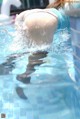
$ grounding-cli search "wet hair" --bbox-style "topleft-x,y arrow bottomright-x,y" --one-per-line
46,0 -> 71,9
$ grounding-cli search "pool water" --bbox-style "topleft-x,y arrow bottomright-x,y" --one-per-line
0,24 -> 80,119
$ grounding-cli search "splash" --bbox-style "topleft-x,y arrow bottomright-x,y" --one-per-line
50,28 -> 72,54
10,26 -> 72,56
10,25 -> 51,53
0,22 -> 72,57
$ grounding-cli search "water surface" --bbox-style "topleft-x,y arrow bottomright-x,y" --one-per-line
0,24 -> 80,119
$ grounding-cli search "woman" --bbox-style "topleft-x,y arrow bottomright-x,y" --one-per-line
15,0 -> 70,46
15,0 -> 80,99
15,0 -> 80,46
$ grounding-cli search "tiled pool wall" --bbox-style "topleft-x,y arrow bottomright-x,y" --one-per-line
70,17 -> 80,83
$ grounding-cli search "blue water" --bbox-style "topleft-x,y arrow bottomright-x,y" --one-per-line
0,24 -> 80,119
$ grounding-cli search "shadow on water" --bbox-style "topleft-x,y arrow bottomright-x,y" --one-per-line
0,50 -> 48,99
0,56 -> 15,75
16,51 -> 48,99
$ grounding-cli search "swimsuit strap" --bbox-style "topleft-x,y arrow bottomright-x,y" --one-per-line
50,8 -> 70,30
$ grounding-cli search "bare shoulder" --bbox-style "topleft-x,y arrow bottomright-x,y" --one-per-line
23,9 -> 58,30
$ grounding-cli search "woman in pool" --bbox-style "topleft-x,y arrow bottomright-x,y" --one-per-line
15,0 -> 80,46
15,0 -> 80,99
